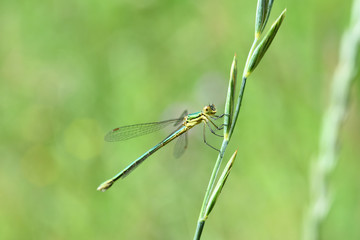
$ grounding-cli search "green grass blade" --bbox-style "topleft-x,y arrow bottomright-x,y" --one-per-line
255,0 -> 274,38
246,9 -> 286,77
204,150 -> 237,217
224,55 -> 237,140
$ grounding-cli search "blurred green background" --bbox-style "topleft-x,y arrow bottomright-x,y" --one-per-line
0,0 -> 359,239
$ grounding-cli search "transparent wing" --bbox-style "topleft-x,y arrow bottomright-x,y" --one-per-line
173,110 -> 188,158
105,110 -> 188,142
173,131 -> 188,158
104,119 -> 181,142
173,110 -> 188,126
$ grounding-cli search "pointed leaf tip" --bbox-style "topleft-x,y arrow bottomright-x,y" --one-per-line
224,55 -> 238,139
204,150 -> 237,217
247,9 -> 286,75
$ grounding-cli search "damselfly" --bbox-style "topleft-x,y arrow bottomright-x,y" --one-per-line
97,104 -> 224,191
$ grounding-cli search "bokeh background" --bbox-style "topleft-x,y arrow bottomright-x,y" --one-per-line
0,0 -> 359,239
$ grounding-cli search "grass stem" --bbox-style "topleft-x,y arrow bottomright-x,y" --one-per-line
303,0 -> 360,239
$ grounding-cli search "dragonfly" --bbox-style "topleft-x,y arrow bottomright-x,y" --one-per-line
97,104 -> 224,192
